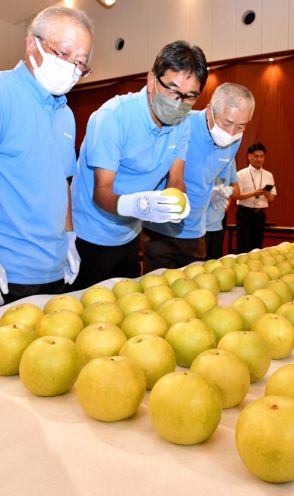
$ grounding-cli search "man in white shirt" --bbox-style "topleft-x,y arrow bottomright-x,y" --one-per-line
236,142 -> 276,253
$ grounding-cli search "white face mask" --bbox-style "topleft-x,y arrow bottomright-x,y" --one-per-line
29,37 -> 81,95
209,108 -> 243,147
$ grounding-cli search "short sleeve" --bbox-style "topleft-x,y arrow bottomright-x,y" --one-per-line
85,107 -> 122,172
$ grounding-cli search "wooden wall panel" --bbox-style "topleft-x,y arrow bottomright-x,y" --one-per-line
67,77 -> 147,152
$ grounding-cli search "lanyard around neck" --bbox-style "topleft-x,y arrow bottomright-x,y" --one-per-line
249,168 -> 262,190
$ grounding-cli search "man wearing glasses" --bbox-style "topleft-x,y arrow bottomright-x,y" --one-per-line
71,41 -> 208,289
0,6 -> 93,305
142,83 -> 255,271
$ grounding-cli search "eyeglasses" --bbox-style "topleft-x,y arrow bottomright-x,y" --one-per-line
35,35 -> 91,77
157,77 -> 200,102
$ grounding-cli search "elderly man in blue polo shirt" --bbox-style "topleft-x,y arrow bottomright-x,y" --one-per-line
71,41 -> 208,290
0,6 -> 93,305
141,83 -> 255,272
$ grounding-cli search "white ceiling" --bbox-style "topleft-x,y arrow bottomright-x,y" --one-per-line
0,0 -> 58,24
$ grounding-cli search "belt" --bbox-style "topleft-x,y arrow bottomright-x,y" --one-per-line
238,205 -> 266,213
253,208 -> 266,213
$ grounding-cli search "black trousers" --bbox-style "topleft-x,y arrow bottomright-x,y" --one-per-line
2,279 -> 66,305
236,205 -> 266,253
205,230 -> 224,260
71,236 -> 142,291
141,228 -> 206,274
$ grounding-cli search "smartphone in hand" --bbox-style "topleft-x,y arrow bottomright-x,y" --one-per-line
263,184 -> 274,192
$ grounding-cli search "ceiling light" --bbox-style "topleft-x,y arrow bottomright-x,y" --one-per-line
97,0 -> 116,7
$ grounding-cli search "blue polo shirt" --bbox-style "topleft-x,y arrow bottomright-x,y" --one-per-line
206,160 -> 238,232
71,86 -> 190,246
144,109 -> 241,238
0,61 -> 77,284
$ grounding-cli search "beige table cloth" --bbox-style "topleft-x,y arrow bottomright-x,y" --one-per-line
0,274 -> 293,496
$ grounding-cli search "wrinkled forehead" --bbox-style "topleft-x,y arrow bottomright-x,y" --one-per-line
44,17 -> 92,49
219,104 -> 252,123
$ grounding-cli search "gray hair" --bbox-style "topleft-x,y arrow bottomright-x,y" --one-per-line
210,82 -> 255,117
27,6 -> 94,38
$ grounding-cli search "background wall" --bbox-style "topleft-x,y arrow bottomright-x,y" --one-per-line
79,0 -> 294,82
0,18 -> 26,68
56,0 -> 294,81
1,0 -> 294,77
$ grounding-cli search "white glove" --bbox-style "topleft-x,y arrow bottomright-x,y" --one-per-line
223,186 -> 233,197
117,191 -> 184,223
64,232 -> 81,285
0,264 -> 8,306
211,185 -> 233,210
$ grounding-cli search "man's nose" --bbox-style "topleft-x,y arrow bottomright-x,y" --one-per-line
228,126 -> 240,136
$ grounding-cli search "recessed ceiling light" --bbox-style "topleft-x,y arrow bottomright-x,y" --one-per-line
97,0 -> 116,7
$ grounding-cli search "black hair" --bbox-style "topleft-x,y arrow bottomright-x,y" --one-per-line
248,142 -> 267,154
152,40 -> 208,91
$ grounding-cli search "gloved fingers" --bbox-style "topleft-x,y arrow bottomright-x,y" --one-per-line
64,272 -> 77,285
212,200 -> 228,211
67,272 -> 79,285
215,185 -> 233,198
64,263 -> 79,285
214,185 -> 232,199
64,266 -> 72,285
155,212 -> 183,223
136,194 -> 182,211
157,195 -> 183,205
0,292 -> 4,306
64,261 -> 71,284
155,203 -> 182,214
0,281 -> 8,294
169,218 -> 183,224
67,250 -> 81,274
212,185 -> 224,192
223,186 -> 233,197
133,195 -> 182,217
211,187 -> 228,209
0,265 -> 8,294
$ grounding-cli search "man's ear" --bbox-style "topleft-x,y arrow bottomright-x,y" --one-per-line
26,34 -> 36,56
147,71 -> 156,94
206,103 -> 212,116
206,104 -> 213,129
25,35 -> 42,73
